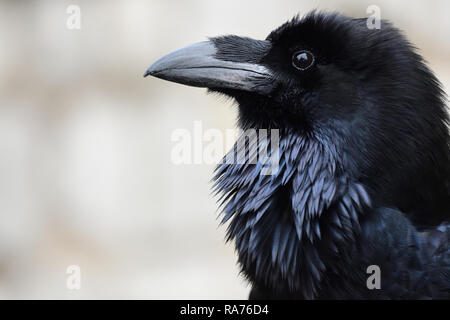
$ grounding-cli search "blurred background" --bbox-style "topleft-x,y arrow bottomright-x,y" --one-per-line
0,0 -> 449,299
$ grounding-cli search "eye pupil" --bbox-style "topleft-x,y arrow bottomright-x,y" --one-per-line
292,50 -> 314,70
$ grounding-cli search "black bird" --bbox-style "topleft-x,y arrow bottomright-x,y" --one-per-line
145,12 -> 450,299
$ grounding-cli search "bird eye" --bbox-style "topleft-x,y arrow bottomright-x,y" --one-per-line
292,50 -> 315,71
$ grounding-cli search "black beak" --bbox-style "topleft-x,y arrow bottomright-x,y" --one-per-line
144,39 -> 275,95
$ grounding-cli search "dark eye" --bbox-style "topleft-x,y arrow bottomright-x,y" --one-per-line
292,50 -> 315,70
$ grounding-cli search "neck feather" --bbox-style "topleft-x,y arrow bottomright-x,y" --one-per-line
213,129 -> 372,298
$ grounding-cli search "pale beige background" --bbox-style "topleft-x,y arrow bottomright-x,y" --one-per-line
0,0 -> 449,299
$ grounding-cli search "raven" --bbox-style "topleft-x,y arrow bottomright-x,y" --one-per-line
145,12 -> 450,299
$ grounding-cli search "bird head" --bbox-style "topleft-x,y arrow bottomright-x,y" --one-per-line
145,12 -> 446,133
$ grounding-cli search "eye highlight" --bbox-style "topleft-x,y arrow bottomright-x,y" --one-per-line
292,50 -> 315,71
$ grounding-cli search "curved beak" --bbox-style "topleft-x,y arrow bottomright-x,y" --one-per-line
144,39 -> 275,95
